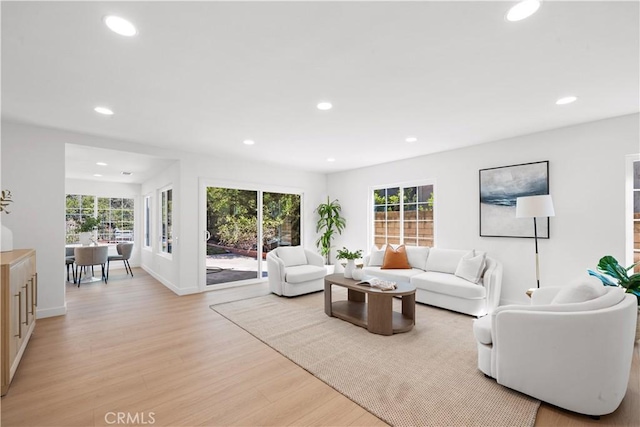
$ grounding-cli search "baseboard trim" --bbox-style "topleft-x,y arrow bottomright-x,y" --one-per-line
36,303 -> 67,319
141,265 -> 198,296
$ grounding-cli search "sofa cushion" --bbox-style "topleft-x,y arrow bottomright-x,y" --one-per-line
284,264 -> 326,284
381,245 -> 411,269
405,245 -> 429,270
369,245 -> 386,266
454,250 -> 486,284
473,315 -> 492,345
277,246 -> 307,267
551,278 -> 608,304
362,266 -> 423,282
412,271 -> 487,299
425,248 -> 469,274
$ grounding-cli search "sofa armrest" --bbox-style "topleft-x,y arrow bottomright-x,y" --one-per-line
482,258 -> 503,313
304,249 -> 324,267
266,251 -> 286,295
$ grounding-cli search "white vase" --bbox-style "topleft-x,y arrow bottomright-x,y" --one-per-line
344,259 -> 356,279
1,223 -> 13,252
352,267 -> 364,281
79,232 -> 93,246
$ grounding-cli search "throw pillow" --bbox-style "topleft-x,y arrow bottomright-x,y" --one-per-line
405,245 -> 430,270
454,250 -> 486,284
368,245 -> 386,266
277,246 -> 308,267
381,245 -> 411,269
551,278 -> 607,304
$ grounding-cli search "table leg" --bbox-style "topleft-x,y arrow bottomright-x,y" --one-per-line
367,294 -> 393,335
324,281 -> 333,316
402,293 -> 416,326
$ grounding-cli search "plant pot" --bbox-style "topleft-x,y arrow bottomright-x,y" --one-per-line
79,231 -> 93,246
352,267 -> 364,281
344,259 -> 356,279
1,224 -> 13,252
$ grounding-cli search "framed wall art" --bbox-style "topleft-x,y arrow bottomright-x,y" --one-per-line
479,161 -> 549,238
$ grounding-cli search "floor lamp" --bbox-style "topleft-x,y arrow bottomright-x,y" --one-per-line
516,195 -> 555,288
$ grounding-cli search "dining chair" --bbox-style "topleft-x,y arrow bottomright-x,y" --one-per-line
107,243 -> 134,280
74,246 -> 108,286
65,246 -> 76,283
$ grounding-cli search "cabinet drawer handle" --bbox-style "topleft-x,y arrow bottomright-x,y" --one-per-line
29,278 -> 35,315
22,284 -> 29,326
34,272 -> 38,307
14,292 -> 22,339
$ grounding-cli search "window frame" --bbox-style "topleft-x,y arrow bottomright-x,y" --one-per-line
143,194 -> 152,250
369,180 -> 436,249
159,186 -> 173,257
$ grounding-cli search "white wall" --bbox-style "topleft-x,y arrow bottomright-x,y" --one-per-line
66,178 -> 143,269
1,122 -> 67,318
327,114 -> 640,305
140,162 -> 181,293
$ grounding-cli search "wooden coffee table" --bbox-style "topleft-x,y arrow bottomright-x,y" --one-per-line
324,273 -> 416,336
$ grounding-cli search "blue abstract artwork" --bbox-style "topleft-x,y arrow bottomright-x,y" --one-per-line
479,161 -> 549,238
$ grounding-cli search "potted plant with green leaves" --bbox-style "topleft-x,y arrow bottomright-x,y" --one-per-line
1,190 -> 13,252
588,255 -> 640,341
78,216 -> 100,246
315,197 -> 346,273
336,247 -> 362,279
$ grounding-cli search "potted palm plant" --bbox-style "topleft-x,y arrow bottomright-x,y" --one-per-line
336,247 -> 363,279
588,255 -> 640,341
315,197 -> 346,273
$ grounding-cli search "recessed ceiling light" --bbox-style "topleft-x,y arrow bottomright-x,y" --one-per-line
505,0 -> 541,22
104,15 -> 137,37
243,139 -> 255,145
406,137 -> 418,143
94,106 -> 114,115
93,174 -> 103,177
96,162 -> 108,166
327,158 -> 336,162
317,102 -> 333,111
556,96 -> 578,105
121,171 -> 133,176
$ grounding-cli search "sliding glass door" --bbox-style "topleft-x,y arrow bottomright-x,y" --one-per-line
204,186 -> 301,286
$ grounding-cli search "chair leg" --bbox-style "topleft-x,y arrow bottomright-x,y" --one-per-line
107,260 -> 110,281
72,264 -> 77,284
76,265 -> 82,287
102,264 -> 108,284
125,259 -> 133,277
67,264 -> 70,282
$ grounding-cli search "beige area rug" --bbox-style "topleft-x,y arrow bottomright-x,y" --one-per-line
210,292 -> 540,427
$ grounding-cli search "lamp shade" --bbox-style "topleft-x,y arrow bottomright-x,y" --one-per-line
515,195 -> 555,218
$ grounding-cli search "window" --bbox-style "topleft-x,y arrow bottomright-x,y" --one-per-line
634,161 -> 640,272
143,195 -> 151,248
65,194 -> 134,244
160,188 -> 172,254
373,184 -> 434,247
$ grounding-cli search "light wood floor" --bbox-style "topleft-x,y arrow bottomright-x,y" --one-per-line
1,269 -> 638,426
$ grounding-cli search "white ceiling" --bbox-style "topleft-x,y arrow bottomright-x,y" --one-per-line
2,1 -> 639,176
65,144 -> 176,184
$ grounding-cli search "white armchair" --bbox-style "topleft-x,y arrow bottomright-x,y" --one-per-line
473,280 -> 637,417
266,246 -> 326,297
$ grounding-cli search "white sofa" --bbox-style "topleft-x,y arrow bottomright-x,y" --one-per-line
363,247 -> 503,316
473,282 -> 637,417
266,246 -> 326,297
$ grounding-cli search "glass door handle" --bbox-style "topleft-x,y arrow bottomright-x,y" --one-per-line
205,230 -> 211,241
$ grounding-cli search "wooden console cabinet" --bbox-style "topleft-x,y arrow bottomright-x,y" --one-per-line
1,249 -> 37,396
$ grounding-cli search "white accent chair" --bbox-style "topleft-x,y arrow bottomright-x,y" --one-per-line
266,246 -> 326,297
473,281 -> 637,417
